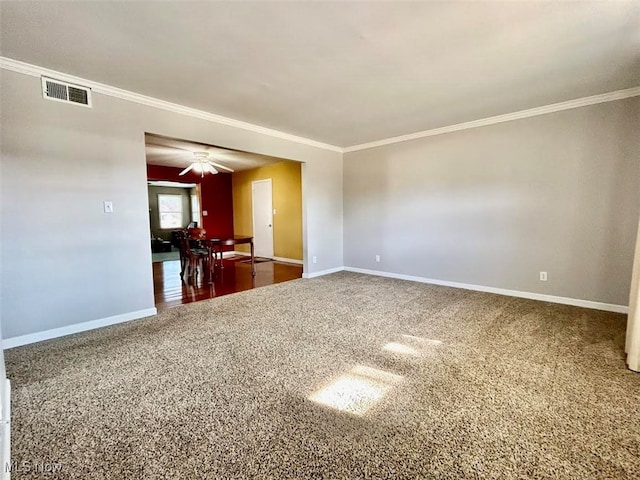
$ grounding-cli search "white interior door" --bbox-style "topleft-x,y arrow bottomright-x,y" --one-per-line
252,179 -> 274,258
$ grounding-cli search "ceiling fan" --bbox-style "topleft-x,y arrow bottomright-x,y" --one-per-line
179,151 -> 235,177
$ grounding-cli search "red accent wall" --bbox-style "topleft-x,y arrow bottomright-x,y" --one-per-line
147,164 -> 234,237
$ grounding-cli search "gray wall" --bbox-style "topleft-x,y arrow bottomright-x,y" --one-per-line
147,186 -> 192,240
344,97 -> 640,306
0,69 -> 343,339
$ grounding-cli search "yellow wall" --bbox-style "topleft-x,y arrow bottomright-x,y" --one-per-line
232,161 -> 302,260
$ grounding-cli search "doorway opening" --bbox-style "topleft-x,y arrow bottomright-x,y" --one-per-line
145,133 -> 304,310
149,180 -> 200,263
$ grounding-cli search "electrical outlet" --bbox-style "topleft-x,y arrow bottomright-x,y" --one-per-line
375,255 -> 381,262
103,201 -> 113,213
312,256 -> 317,264
540,271 -> 548,281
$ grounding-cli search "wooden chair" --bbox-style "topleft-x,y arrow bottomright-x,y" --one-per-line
187,227 -> 206,241
188,227 -> 220,278
175,230 -> 209,280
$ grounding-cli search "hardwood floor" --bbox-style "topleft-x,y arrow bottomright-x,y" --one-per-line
153,257 -> 303,310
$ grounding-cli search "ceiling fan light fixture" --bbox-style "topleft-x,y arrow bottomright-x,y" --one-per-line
178,151 -> 234,177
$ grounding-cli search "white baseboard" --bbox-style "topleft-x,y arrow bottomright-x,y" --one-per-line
344,266 -> 628,314
229,251 -> 303,265
2,307 -> 158,350
303,267 -> 345,279
272,256 -> 303,265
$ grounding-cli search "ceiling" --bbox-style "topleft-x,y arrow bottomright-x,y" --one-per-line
2,1 -> 639,147
145,134 -> 287,172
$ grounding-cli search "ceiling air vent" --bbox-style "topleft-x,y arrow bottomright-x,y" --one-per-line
41,77 -> 92,107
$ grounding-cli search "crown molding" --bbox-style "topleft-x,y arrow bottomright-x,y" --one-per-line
344,86 -> 640,152
3,56 -> 639,154
0,56 -> 344,153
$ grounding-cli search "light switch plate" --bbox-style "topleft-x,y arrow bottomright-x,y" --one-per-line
103,201 -> 114,213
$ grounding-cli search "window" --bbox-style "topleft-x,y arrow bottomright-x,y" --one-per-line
191,194 -> 200,225
158,194 -> 182,229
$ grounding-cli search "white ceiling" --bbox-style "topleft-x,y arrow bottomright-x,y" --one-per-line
2,1 -> 639,147
145,134 -> 287,171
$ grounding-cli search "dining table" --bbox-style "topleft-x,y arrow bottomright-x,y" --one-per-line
206,236 -> 256,281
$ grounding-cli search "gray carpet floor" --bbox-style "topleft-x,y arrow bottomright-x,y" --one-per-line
6,272 -> 640,479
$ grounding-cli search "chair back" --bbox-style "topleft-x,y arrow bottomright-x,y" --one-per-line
174,230 -> 193,259
187,228 -> 206,240
177,229 -> 208,261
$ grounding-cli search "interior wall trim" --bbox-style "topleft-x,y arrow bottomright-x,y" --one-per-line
2,307 -> 158,350
343,86 -> 640,152
302,267 -> 345,279
0,56 -> 343,153
3,57 -> 638,155
344,267 -> 629,314
272,256 -> 304,265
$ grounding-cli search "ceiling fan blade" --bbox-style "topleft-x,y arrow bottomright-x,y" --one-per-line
179,164 -> 195,176
208,161 -> 234,172
203,163 -> 218,174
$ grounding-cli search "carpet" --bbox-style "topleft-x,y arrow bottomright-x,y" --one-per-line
6,272 -> 640,479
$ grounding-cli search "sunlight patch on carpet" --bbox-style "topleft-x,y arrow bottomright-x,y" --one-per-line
308,366 -> 403,416
383,342 -> 420,356
402,335 -> 443,346
383,335 -> 443,357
